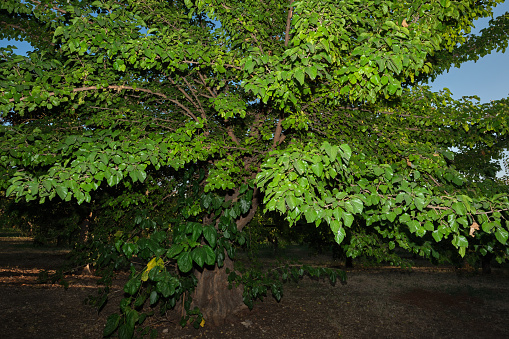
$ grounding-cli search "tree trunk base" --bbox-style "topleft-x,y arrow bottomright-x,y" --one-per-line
192,258 -> 246,326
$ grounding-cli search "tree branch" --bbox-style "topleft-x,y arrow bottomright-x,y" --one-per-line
28,0 -> 68,15
227,128 -> 240,146
272,117 -> 284,148
181,76 -> 208,123
284,0 -> 295,48
236,188 -> 260,231
9,85 -> 199,122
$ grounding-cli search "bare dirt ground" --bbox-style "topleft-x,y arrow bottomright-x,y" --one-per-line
1,236 -> 508,339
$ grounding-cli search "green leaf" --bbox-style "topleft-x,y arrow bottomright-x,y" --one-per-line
239,184 -> 248,194
384,167 -> 393,181
452,176 -> 463,186
349,198 -> 363,214
286,194 -> 297,210
482,222 -> 495,233
239,199 -> 252,214
495,228 -> 508,244
244,58 -> 255,72
118,323 -> 134,339
373,166 -> 384,176
191,247 -> 206,268
414,197 -> 426,211
203,226 -> 217,248
304,208 -> 318,223
443,151 -> 454,160
340,85 -> 350,95
387,83 -> 398,95
370,74 -> 380,85
305,65 -> 318,80
332,207 -> 343,221
276,198 -> 287,214
448,214 -> 458,232
413,170 -> 421,180
136,170 -> 147,183
295,68 -> 305,85
330,218 -> 341,234
387,212 -> 397,222
326,145 -> 338,162
294,160 -> 306,174
42,180 -> 52,192
167,244 -> 184,258
342,212 -> 354,227
432,230 -> 443,242
390,55 -> 402,73
330,220 -> 346,244
190,222 -> 203,242
424,221 -> 434,231
56,185 -> 68,200
5,185 -> 17,197
339,144 -> 352,162
103,314 -> 121,337
107,172 -> 119,186
407,220 -> 420,233
459,246 -> 466,258
156,279 -> 176,298
455,235 -> 469,248
311,162 -> 324,177
177,251 -> 193,273
54,26 -> 64,37
203,245 -> 216,265
124,277 -> 142,295
149,291 -> 159,305
122,243 -> 138,257
399,214 -> 411,223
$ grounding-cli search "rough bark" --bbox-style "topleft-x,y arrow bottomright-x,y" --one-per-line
192,256 -> 246,326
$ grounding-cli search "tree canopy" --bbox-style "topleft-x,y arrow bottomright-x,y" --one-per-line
1,0 -> 509,336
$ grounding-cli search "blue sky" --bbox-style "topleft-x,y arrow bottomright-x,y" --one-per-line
428,2 -> 509,103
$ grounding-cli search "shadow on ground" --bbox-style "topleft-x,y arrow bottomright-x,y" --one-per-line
1,237 -> 508,338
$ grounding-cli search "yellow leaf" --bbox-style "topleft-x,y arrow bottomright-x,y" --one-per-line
146,257 -> 157,271
141,271 -> 149,281
142,257 -> 165,281
200,318 -> 205,327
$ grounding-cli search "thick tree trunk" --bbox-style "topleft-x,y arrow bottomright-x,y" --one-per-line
192,187 -> 260,326
192,256 -> 245,326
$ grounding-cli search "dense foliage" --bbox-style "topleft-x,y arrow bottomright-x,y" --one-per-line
1,0 -> 509,336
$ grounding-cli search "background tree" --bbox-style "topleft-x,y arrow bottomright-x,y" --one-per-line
1,0 -> 509,335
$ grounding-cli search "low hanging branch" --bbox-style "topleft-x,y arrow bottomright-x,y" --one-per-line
8,84 -> 200,122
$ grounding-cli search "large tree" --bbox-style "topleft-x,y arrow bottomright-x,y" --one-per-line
1,0 -> 509,335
